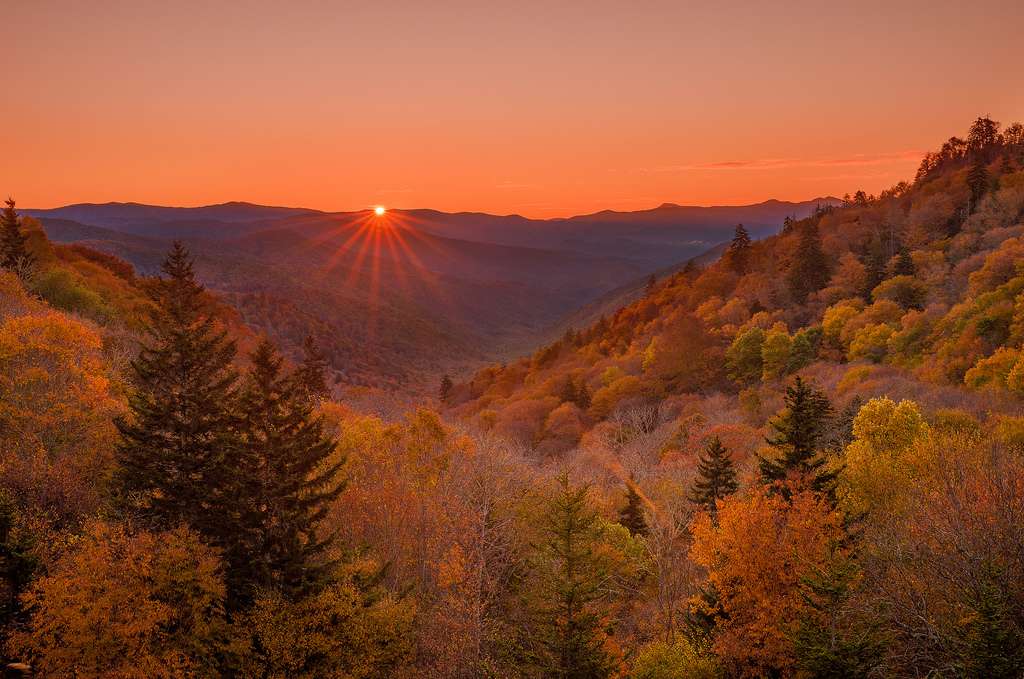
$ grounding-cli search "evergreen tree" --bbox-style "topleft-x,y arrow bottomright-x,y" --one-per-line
728,223 -> 752,275
294,334 -> 330,402
0,198 -> 33,278
782,215 -> 796,234
892,248 -> 916,277
559,376 -> 579,406
998,154 -> 1015,179
960,564 -> 1024,678
617,481 -> 648,537
967,158 -> 990,212
439,374 -> 453,403
688,436 -> 738,517
860,247 -> 886,301
575,381 -> 592,410
0,493 -> 36,636
116,242 -> 243,542
793,555 -> 885,677
645,274 -> 657,295
787,221 -> 830,303
233,340 -> 345,604
531,474 -> 617,679
758,377 -> 836,499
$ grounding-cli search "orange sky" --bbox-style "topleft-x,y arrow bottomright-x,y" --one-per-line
7,1 -> 1023,218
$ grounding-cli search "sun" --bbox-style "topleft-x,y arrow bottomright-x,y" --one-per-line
374,206 -> 386,216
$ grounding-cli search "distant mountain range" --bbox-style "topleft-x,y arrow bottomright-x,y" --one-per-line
25,197 -> 837,389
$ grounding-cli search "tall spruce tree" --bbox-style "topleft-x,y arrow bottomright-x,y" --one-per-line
892,248 -> 916,277
575,380 -> 592,410
233,340 -> 345,604
532,474 -> 616,679
967,158 -> 990,212
728,223 -> 752,275
787,221 -> 830,303
861,246 -> 887,301
618,481 -> 648,537
688,436 -> 738,516
793,555 -> 884,677
116,242 -> 243,541
559,376 -> 579,405
758,377 -> 836,499
439,374 -> 453,403
295,334 -> 330,402
0,198 -> 33,277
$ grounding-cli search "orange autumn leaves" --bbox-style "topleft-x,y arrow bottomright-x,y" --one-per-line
690,489 -> 847,677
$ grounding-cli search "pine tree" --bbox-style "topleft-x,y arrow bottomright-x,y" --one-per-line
618,481 -> 648,537
439,374 -> 453,403
998,154 -> 1015,178
787,221 -> 830,303
967,158 -> 990,212
559,376 -> 579,405
793,555 -> 884,677
532,474 -> 617,679
728,223 -> 752,275
0,198 -> 34,278
233,340 -> 345,604
0,493 -> 36,634
960,564 -> 1024,677
892,248 -> 916,277
116,241 -> 242,541
758,377 -> 836,499
646,274 -> 657,295
860,246 -> 886,301
575,381 -> 592,410
688,436 -> 738,516
294,334 -> 330,402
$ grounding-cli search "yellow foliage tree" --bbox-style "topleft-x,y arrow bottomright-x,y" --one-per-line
9,522 -> 227,678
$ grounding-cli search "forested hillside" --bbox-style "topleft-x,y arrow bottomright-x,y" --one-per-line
1,116 -> 1023,678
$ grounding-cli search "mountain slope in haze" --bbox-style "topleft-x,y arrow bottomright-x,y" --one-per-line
24,201 -> 318,238
27,198 -> 823,389
398,198 -> 836,268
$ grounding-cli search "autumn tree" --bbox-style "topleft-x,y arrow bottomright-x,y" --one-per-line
8,522 -> 228,677
0,199 -> 33,279
232,339 -> 345,605
688,436 -> 738,517
787,221 -> 830,303
618,480 -> 648,537
726,327 -> 765,385
234,559 -> 416,678
728,223 -> 752,275
116,242 -> 243,543
690,490 -> 847,677
759,377 -> 836,499
529,474 -> 618,678
295,334 -> 330,402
